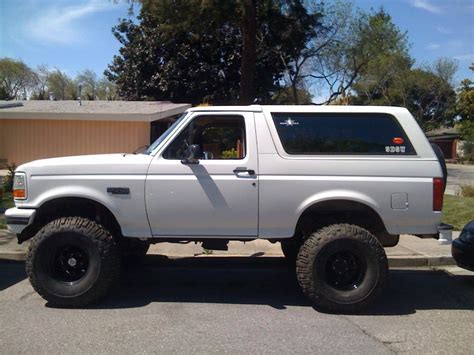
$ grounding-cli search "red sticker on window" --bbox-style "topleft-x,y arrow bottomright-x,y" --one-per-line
392,137 -> 404,145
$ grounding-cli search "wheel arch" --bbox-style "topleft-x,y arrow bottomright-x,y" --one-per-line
294,194 -> 392,244
18,197 -> 123,243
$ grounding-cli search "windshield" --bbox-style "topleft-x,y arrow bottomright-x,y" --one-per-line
143,113 -> 188,155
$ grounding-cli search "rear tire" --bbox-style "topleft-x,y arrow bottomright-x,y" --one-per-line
26,217 -> 120,308
296,224 -> 388,313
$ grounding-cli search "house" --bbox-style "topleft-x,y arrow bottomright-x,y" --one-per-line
425,127 -> 462,161
0,100 -> 190,166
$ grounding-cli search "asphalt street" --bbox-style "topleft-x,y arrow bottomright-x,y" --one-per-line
1,256 -> 473,354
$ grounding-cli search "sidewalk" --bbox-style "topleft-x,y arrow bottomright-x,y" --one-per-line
0,229 -> 460,267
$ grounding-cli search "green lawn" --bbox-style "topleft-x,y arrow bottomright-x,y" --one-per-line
443,194 -> 474,231
0,192 -> 14,229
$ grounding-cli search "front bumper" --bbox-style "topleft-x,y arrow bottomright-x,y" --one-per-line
5,208 -> 36,234
452,239 -> 474,271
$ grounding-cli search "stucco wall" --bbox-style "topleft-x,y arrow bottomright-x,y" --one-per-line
0,118 -> 150,166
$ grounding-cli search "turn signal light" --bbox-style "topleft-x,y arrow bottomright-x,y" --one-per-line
433,177 -> 444,211
13,189 -> 26,199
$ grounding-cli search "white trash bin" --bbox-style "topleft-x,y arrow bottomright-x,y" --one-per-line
438,223 -> 453,245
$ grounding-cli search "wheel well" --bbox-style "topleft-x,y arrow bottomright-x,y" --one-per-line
294,200 -> 390,242
18,197 -> 122,243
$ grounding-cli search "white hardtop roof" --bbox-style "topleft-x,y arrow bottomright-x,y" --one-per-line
188,105 -> 409,115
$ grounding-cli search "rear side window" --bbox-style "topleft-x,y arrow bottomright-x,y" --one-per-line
272,113 -> 415,155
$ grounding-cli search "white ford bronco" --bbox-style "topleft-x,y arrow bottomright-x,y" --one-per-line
6,105 -> 448,312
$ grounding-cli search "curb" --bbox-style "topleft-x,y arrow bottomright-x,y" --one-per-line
0,252 -> 27,262
388,255 -> 456,268
0,251 -> 456,267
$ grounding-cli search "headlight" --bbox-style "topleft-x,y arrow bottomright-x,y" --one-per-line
13,172 -> 27,200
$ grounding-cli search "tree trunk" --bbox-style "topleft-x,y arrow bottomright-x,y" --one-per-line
238,0 -> 256,105
291,81 -> 299,104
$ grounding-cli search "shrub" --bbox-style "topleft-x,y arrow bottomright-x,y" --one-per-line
2,163 -> 16,192
457,120 -> 474,162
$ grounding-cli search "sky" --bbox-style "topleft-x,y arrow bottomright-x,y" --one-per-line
0,0 -> 131,77
0,0 -> 473,88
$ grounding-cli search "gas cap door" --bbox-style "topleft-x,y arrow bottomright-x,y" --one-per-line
391,193 -> 408,210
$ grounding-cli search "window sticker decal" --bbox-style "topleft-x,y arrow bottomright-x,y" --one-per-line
279,118 -> 300,127
385,146 -> 406,153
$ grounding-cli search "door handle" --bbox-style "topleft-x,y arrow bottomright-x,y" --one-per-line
233,167 -> 255,175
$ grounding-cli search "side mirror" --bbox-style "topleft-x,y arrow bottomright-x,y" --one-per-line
181,144 -> 202,164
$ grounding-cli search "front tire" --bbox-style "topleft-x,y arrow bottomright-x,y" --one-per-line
296,224 -> 388,313
26,217 -> 120,308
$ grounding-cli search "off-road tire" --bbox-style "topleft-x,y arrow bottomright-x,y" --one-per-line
296,224 -> 388,313
26,217 -> 121,308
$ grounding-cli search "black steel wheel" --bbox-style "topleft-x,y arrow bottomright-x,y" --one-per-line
26,217 -> 120,308
324,250 -> 367,291
296,224 -> 388,313
51,245 -> 89,283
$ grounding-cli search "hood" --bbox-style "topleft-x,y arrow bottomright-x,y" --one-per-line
16,153 -> 154,176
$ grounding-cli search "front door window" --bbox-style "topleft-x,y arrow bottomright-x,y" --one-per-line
163,115 -> 246,160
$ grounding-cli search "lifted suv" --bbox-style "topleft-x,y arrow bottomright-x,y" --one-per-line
6,105 -> 447,312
